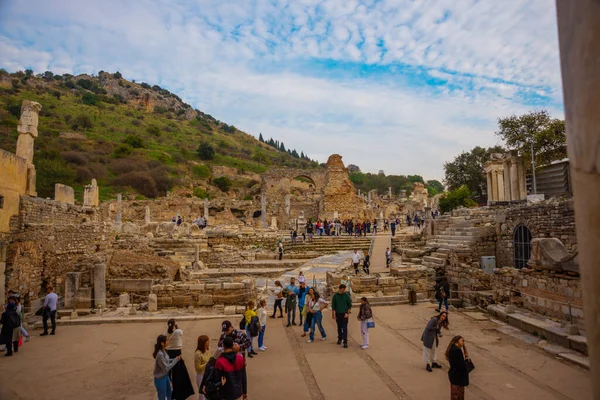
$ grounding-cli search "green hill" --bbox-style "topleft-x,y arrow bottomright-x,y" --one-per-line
0,69 -> 318,201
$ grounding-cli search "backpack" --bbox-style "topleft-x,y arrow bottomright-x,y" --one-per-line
202,362 -> 222,399
239,314 -> 246,330
4,311 -> 20,329
248,316 -> 260,337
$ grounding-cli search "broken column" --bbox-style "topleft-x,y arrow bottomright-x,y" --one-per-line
388,187 -> 392,198
83,179 -> 99,207
148,293 -> 158,312
93,263 -> 106,308
271,216 -> 277,228
203,198 -> 209,225
15,100 -> 42,197
285,194 -> 290,216
115,193 -> 122,232
64,272 -> 81,309
54,183 -> 75,205
557,2 -> 600,395
144,205 -> 151,224
118,293 -> 130,307
261,193 -> 267,227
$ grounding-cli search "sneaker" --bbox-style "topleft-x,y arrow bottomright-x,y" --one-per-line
277,316 -> 284,318
251,351 -> 258,355
434,309 -> 440,313
286,323 -> 291,327
269,315 -> 276,319
307,339 -> 313,343
426,364 -> 432,372
259,347 -> 266,351
320,337 -> 327,341
361,345 -> 369,349
25,336 -> 30,342
40,333 -> 48,336
343,343 -> 348,348
337,340 -> 342,345
432,362 -> 442,369
292,322 -> 297,326
50,332 -> 55,335
262,346 -> 267,350
248,353 -> 254,358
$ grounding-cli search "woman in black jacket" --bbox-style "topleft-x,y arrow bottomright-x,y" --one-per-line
445,335 -> 470,400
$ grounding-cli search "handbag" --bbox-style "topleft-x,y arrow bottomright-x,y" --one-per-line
35,307 -> 44,316
366,319 -> 375,329
465,358 -> 475,373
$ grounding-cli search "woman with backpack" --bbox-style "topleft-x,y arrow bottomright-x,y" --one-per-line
270,281 -> 284,319
446,335 -> 472,400
421,311 -> 449,372
153,334 -> 181,400
194,335 -> 211,399
164,319 -> 195,399
244,300 -> 259,358
0,301 -> 21,357
199,349 -> 224,400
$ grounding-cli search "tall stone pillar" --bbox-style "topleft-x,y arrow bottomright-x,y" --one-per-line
486,172 -> 493,205
496,170 -> 505,201
490,171 -> 498,202
83,179 -> 99,208
509,161 -> 519,200
285,194 -> 290,216
93,263 -> 106,308
15,101 -> 42,197
144,206 -> 151,224
503,163 -> 512,201
115,193 -> 122,232
261,193 -> 267,227
204,198 -> 209,225
388,187 -> 392,198
519,163 -> 527,198
65,272 -> 81,309
557,2 -> 600,396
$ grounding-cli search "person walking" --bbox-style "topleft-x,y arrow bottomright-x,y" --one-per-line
351,249 -> 361,274
357,297 -> 373,349
153,334 -> 181,400
218,320 -> 252,356
164,319 -> 195,399
307,291 -> 328,343
215,336 -> 248,400
257,299 -> 268,351
40,286 -> 58,336
270,281 -> 284,318
301,288 -> 315,337
421,311 -> 449,372
363,255 -> 370,275
331,284 -> 352,348
297,281 -> 310,326
446,335 -> 471,400
385,247 -> 392,267
243,300 -> 259,358
285,278 -> 299,327
390,220 -> 396,236
435,277 -> 451,312
195,335 -> 211,400
1,300 -> 20,357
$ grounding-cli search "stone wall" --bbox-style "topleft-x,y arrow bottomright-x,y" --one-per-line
492,267 -> 584,329
495,199 -> 576,268
0,149 -> 28,233
151,279 -> 255,307
54,183 -> 75,205
18,196 -> 100,228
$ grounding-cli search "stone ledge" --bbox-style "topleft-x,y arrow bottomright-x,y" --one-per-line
33,313 -> 229,327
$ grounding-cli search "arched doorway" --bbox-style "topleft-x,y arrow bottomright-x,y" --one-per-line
513,225 -> 533,269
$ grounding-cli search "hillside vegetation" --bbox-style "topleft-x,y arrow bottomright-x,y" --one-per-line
0,69 -> 317,200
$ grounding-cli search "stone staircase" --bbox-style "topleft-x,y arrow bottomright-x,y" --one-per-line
150,238 -> 206,269
280,235 -> 372,255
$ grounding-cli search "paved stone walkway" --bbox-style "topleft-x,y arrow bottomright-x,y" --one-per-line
370,232 -> 392,273
0,303 -> 591,400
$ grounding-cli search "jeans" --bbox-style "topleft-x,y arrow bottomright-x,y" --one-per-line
335,312 -> 349,344
360,320 -> 369,346
272,299 -> 283,317
43,309 -> 56,334
299,304 -> 305,325
196,372 -> 205,400
438,296 -> 448,311
246,328 -> 254,353
309,311 -> 326,341
303,313 -> 312,333
258,325 -> 266,348
154,375 -> 172,400
287,305 -> 296,324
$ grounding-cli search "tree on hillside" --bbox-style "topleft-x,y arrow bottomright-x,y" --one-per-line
259,133 -> 264,142
279,142 -> 286,152
425,179 -> 444,195
496,110 -> 567,167
347,164 -> 361,173
197,143 -> 215,160
408,175 -> 424,184
438,185 -> 478,213
443,145 -> 505,204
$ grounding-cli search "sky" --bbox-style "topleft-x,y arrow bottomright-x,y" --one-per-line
0,0 -> 564,181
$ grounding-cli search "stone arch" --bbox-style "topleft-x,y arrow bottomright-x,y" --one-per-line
513,224 -> 533,269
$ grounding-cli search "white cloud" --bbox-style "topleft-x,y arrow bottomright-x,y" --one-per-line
0,0 -> 563,180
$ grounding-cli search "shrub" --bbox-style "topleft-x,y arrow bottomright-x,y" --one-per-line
61,151 -> 89,165
82,92 -> 99,105
152,166 -> 174,194
112,144 -> 133,158
123,135 -> 144,148
71,114 -> 93,130
192,164 -> 211,179
35,158 -> 77,198
438,185 -> 478,213
75,166 -> 93,183
112,171 -> 158,198
193,187 -> 209,199
213,176 -> 232,192
108,158 -> 144,175
146,124 -> 161,137
114,71 -> 122,79
196,143 -> 215,160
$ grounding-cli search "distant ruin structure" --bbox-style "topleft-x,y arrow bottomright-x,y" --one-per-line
484,151 -> 527,204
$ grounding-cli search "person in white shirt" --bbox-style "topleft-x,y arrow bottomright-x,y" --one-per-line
257,299 -> 268,351
163,319 -> 195,399
41,286 -> 58,336
351,250 -> 361,274
297,271 -> 306,284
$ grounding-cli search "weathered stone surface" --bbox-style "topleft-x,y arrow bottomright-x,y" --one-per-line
122,222 -> 140,234
223,282 -> 244,290
118,293 -> 130,307
83,179 -> 99,208
54,183 -> 75,205
527,238 -> 578,273
224,305 -> 237,315
205,283 -> 222,290
148,294 -> 158,312
195,294 -> 213,306
110,279 -> 154,293
172,295 -> 192,307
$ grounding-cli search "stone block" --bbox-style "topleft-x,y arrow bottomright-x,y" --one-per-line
109,279 -> 154,292
148,294 -> 158,312
76,287 -> 92,308
205,283 -> 223,290
187,284 -> 206,291
224,306 -> 237,315
158,297 -> 173,307
70,311 -> 79,319
122,222 -> 140,234
54,183 -> 75,205
213,304 -> 225,313
172,295 -> 192,307
223,282 -> 245,290
195,294 -> 213,306
119,293 -> 130,307
83,179 -> 99,207
235,306 -> 246,314
377,277 -> 396,286
129,306 -> 137,315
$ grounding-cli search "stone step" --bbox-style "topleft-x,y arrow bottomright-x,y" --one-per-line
422,256 -> 446,265
437,248 -> 453,255
430,252 -> 448,259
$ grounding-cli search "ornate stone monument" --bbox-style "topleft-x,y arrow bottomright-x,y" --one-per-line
484,151 -> 527,204
16,101 -> 42,197
83,179 -> 100,207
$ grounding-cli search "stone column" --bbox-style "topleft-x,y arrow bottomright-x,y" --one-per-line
204,198 -> 209,225
388,187 -> 392,198
486,172 -> 493,205
496,170 -> 505,201
358,189 -> 361,196
503,162 -> 512,201
144,206 -> 151,224
285,194 -> 290,216
510,161 -> 520,201
65,272 -> 81,309
557,2 -> 600,395
518,162 -> 527,198
261,193 -> 267,227
115,193 -> 122,232
93,263 -> 106,308
490,170 -> 498,202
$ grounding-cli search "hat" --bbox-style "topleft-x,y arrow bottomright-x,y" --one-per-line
221,320 -> 232,332
213,348 -> 222,359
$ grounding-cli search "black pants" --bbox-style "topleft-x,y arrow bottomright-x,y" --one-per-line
1,333 -> 17,355
43,310 -> 56,334
278,251 -> 283,260
364,263 -> 370,274
391,227 -> 396,236
353,263 -> 360,274
165,349 -> 195,400
336,312 -> 349,344
272,299 -> 283,317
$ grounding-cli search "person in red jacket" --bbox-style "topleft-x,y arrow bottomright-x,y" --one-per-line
215,336 -> 247,400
